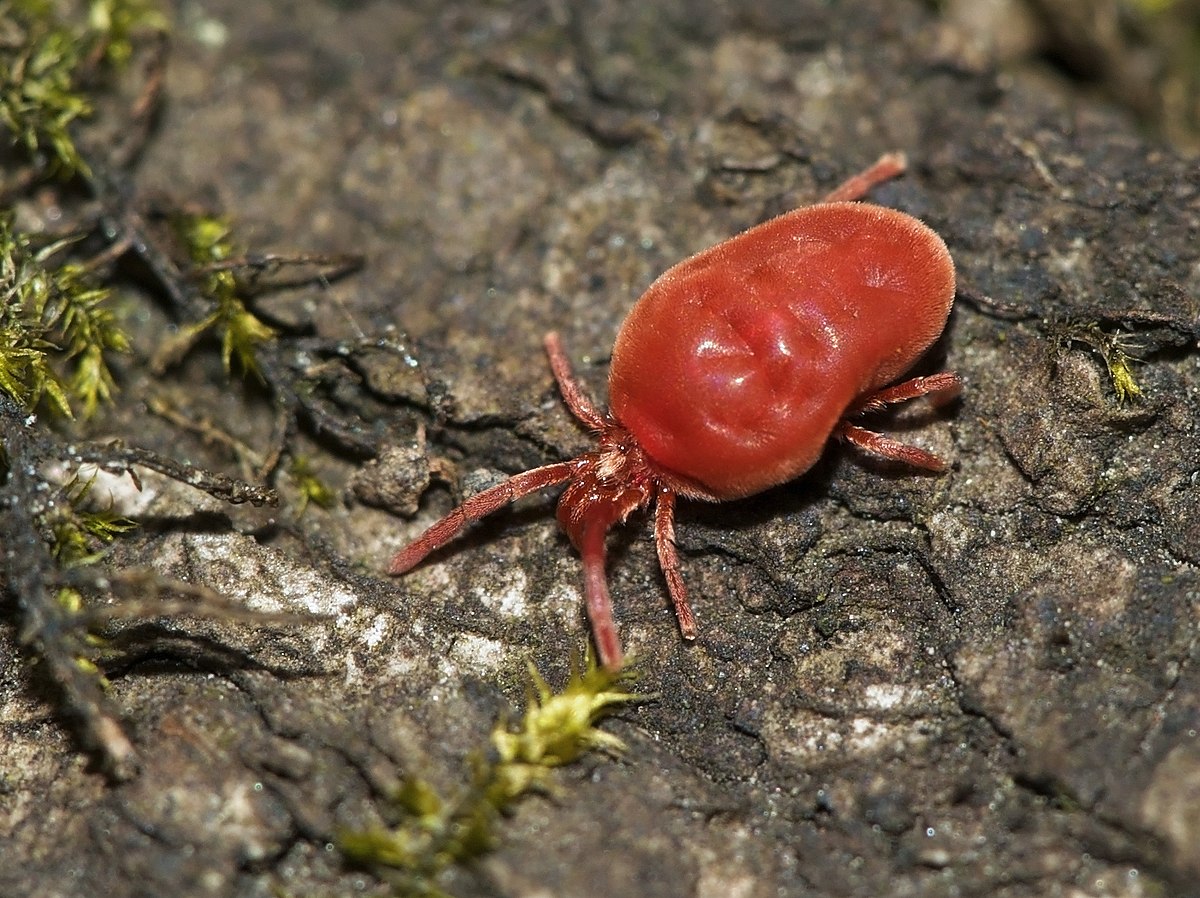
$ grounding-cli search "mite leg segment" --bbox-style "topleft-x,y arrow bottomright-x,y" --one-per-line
544,331 -> 606,430
839,425 -> 949,472
654,489 -> 697,640
578,520 -> 624,670
822,152 -> 908,203
837,372 -> 962,472
387,461 -> 576,575
849,372 -> 962,414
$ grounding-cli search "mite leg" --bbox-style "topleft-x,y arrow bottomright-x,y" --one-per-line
837,371 -> 962,472
838,424 -> 949,472
578,520 -> 624,671
847,372 -> 962,415
388,461 -> 576,575
543,332 -> 607,431
654,488 -> 697,640
822,152 -> 907,203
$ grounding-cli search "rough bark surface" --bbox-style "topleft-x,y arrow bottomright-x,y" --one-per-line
3,2 -> 1199,897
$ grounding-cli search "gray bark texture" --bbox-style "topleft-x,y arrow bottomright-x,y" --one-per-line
3,1 -> 1199,897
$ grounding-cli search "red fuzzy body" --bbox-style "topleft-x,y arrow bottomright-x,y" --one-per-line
609,202 -> 955,499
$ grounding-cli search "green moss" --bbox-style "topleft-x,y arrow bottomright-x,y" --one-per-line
49,471 -> 136,566
0,11 -> 92,175
1060,323 -> 1145,404
86,0 -> 169,67
172,214 -> 277,380
1,0 -> 169,176
1132,0 -> 1181,13
288,455 -> 336,514
1105,348 -> 1143,403
0,214 -> 130,418
340,658 -> 640,896
0,0 -> 162,419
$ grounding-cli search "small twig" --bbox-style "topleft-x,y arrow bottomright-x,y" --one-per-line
955,286 -> 1039,321
257,344 -> 379,458
146,396 -> 264,479
0,395 -> 141,780
72,442 -> 278,506
89,166 -> 213,320
480,51 -> 663,148
1007,135 -> 1073,201
193,251 -> 365,294
257,400 -> 294,481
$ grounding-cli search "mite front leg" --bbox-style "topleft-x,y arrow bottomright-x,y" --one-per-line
578,519 -> 624,671
389,461 -> 576,575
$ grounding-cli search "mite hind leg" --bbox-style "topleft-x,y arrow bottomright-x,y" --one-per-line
822,153 -> 908,203
838,372 -> 961,472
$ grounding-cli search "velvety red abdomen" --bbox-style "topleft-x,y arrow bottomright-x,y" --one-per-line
608,202 -> 955,499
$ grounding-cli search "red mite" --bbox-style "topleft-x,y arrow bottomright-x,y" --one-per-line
390,153 -> 959,670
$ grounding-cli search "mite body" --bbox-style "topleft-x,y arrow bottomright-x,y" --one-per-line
390,153 -> 959,670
